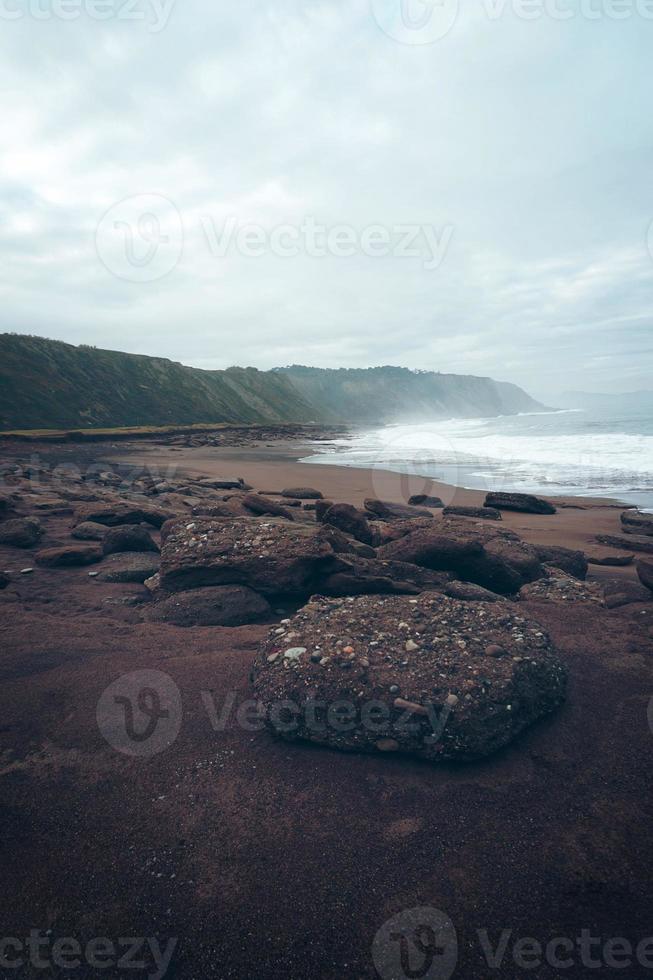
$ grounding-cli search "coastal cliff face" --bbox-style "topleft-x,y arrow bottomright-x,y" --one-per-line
0,334 -> 544,429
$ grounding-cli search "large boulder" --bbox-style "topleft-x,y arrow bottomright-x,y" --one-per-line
281,487 -> 323,500
377,523 -> 543,596
364,498 -> 434,521
484,492 -> 556,515
621,511 -> 653,537
145,585 -> 271,627
443,505 -> 501,521
159,518 -> 342,597
534,545 -> 588,580
321,503 -> 375,546
102,525 -> 160,556
36,544 -> 103,568
73,501 -> 174,528
602,577 -> 652,609
0,517 -> 43,548
252,593 -> 567,762
636,560 -> 653,594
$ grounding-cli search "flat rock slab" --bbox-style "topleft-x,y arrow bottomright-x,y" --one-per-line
443,505 -> 502,521
73,501 -> 174,528
96,553 -> 161,583
159,518 -> 341,596
621,511 -> 653,537
36,544 -> 103,568
484,492 -> 556,515
252,593 -> 567,762
596,534 -> 653,555
637,560 -> 653,593
281,487 -> 323,500
145,585 -> 271,627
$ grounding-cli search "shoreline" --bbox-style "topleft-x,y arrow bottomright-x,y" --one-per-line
106,437 -> 638,583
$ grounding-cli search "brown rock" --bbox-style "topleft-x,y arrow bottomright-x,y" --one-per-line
408,494 -> 445,508
36,544 -> 103,567
596,534 -> 653,555
635,560 -> 653,594
281,487 -> 324,500
0,517 -> 43,548
73,501 -> 174,528
96,552 -> 161,583
242,494 -> 295,520
621,511 -> 653,537
484,492 -> 556,515
364,498 -> 434,520
443,505 -> 502,521
534,545 -> 588,580
252,593 -> 567,762
159,518 -> 341,596
145,585 -> 271,627
71,521 -> 110,541
322,503 -> 375,546
102,525 -> 159,556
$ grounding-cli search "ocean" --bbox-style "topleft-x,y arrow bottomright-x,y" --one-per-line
302,408 -> 653,511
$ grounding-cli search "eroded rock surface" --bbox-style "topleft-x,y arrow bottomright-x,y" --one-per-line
252,593 -> 567,762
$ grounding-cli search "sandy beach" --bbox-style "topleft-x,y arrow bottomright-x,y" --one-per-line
1,433 -> 651,979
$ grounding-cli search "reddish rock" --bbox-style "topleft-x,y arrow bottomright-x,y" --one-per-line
322,503 -> 375,546
73,501 -> 174,528
636,560 -> 653,594
408,494 -> 445,508
281,487 -> 324,500
621,511 -> 653,537
159,518 -> 342,597
242,494 -> 295,520
534,545 -> 588,580
36,544 -> 103,567
102,525 -> 159,556
146,585 -> 271,627
252,593 -> 567,762
443,505 -> 502,521
364,498 -> 434,520
71,521 -> 110,541
484,492 -> 556,515
596,534 -> 653,555
0,517 -> 43,548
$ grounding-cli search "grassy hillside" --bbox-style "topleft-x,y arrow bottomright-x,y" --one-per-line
0,335 -> 544,430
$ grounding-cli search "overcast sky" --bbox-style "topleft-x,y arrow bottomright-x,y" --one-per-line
1,0 -> 652,400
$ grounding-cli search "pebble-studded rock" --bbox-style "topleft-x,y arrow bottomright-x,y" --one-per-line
252,592 -> 567,762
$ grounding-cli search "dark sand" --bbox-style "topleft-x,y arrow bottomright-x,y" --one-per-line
1,437 -> 652,979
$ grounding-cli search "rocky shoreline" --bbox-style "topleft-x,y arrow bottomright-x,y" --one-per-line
1,430 -> 652,977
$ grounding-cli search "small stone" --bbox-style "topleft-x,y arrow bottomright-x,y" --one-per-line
445,694 -> 459,708
283,647 -> 306,661
310,653 -> 322,663
20,568 -> 34,574
267,653 -> 279,663
343,645 -> 354,654
375,738 -> 400,753
485,644 -> 507,658
405,640 -> 420,652
319,657 -> 330,666
389,684 -> 400,695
